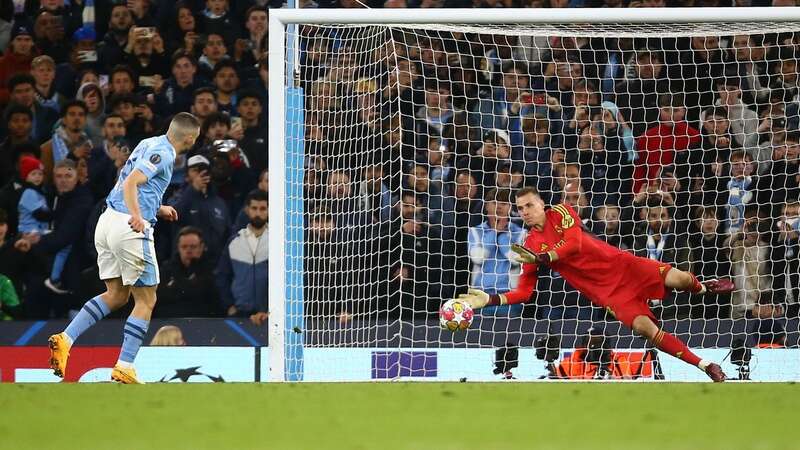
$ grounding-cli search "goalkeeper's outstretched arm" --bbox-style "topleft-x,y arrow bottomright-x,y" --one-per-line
458,263 -> 538,309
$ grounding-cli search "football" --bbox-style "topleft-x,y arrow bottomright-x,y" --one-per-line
439,299 -> 474,331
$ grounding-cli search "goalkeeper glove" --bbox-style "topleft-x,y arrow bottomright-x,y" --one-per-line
457,288 -> 506,309
511,243 -> 555,265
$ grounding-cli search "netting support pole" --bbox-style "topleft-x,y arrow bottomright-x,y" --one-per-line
269,13 -> 306,382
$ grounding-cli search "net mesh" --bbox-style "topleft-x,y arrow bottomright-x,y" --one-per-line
285,21 -> 800,381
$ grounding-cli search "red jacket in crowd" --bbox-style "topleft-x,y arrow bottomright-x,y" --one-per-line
633,121 -> 701,193
0,50 -> 35,105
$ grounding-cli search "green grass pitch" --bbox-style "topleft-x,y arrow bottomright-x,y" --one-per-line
1,383 -> 796,450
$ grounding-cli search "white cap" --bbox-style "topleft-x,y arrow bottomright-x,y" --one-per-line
187,155 -> 210,168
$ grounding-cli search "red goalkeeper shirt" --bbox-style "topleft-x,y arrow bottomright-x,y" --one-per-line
504,203 -> 668,308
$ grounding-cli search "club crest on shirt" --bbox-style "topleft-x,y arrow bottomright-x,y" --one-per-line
552,204 -> 575,229
540,243 -> 549,251
150,154 -> 161,165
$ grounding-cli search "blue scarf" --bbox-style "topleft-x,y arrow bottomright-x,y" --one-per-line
646,229 -> 669,261
727,176 -> 753,231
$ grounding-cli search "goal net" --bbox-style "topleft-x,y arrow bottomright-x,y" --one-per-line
270,9 -> 800,382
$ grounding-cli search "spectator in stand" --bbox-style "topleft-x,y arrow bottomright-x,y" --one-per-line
40,99 -> 91,181
689,206 -> 731,318
108,93 -> 141,142
190,87 -> 218,124
577,121 -> 625,207
614,48 -> 670,136
477,61 -> 531,144
31,55 -> 60,113
108,64 -> 137,97
216,189 -> 268,321
776,200 -> 800,313
236,90 -> 266,174
197,33 -> 230,80
212,61 -> 240,116
725,149 -> 758,234
714,75 -> 759,152
467,188 -> 526,315
633,94 -> 701,194
439,170 -> 483,298
305,205 -> 358,323
54,26 -> 102,100
123,27 -> 169,91
632,200 -> 693,318
7,73 -> 58,145
358,163 -> 393,224
382,190 -> 441,319
470,129 -> 513,188
155,50 -> 205,118
15,159 -> 92,316
0,142 -> 40,235
591,203 -> 629,250
519,113 -> 554,182
33,11 -> 68,65
698,107 -> 735,172
193,111 -> 230,153
727,211 -> 776,319
0,22 -> 36,106
97,3 -> 134,73
207,140 -> 256,219
404,163 -> 445,225
675,35 -> 728,122
235,6 -> 267,69
167,2 -> 200,57
322,169 -> 369,227
75,82 -> 105,146
0,105 -> 33,186
154,226 -> 221,318
415,79 -> 453,139
168,154 -> 231,264
757,132 -> 800,218
0,208 -> 38,319
88,131 -> 129,201
769,46 -> 800,102
199,0 -> 241,46
233,168 -> 267,230
15,155 -> 72,294
730,34 -> 771,109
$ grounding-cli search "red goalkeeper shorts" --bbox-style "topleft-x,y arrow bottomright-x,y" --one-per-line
604,257 -> 672,328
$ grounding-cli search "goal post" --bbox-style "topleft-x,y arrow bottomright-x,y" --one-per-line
269,7 -> 800,382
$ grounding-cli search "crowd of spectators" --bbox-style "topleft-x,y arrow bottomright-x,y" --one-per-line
0,0 -> 797,350
0,0 -> 271,322
298,0 -> 800,341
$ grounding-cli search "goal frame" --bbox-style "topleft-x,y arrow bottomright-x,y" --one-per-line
267,7 -> 800,382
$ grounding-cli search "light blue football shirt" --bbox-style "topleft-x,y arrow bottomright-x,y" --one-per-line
107,135 -> 176,224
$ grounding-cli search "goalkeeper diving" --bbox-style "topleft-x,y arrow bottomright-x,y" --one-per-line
458,187 -> 734,382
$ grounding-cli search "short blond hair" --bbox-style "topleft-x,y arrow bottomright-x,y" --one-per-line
149,325 -> 186,346
167,112 -> 201,140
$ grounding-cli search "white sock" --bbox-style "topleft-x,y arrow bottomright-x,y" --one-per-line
62,333 -> 73,347
116,360 -> 134,369
698,283 -> 707,294
698,359 -> 711,371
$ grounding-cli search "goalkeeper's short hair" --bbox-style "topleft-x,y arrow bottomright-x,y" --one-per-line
515,186 -> 540,200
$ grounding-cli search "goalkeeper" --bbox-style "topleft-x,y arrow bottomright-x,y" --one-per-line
458,187 -> 733,382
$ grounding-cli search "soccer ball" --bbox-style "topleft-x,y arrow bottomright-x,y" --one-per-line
439,299 -> 474,331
